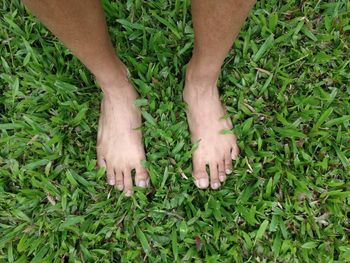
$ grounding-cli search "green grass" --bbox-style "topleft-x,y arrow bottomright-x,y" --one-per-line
1,0 -> 350,262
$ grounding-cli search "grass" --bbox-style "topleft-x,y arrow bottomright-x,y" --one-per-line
1,0 -> 350,262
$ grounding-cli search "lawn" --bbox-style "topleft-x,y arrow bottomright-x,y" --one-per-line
1,0 -> 350,262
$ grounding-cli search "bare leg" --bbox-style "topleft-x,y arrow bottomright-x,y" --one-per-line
22,0 -> 149,196
185,0 -> 256,189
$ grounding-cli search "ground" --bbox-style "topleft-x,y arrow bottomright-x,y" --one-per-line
0,0 -> 350,262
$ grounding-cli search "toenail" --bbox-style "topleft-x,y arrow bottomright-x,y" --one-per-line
219,175 -> 225,182
116,185 -> 123,191
212,182 -> 220,189
138,180 -> 146,187
125,190 -> 133,196
108,179 -> 115,185
226,169 -> 232,174
198,178 -> 208,188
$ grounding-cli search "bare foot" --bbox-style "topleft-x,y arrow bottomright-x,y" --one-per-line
96,77 -> 149,196
184,75 -> 239,190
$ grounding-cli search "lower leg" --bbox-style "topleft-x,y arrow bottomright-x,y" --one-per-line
22,0 -> 149,195
22,0 -> 127,91
186,0 -> 256,89
186,0 -> 255,189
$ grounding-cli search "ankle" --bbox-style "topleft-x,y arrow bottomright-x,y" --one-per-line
102,83 -> 139,103
184,59 -> 221,101
185,58 -> 221,89
95,60 -> 130,91
96,65 -> 138,100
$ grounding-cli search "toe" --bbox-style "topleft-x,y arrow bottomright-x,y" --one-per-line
193,170 -> 209,189
135,164 -> 149,188
231,144 -> 240,160
106,164 -> 115,185
97,154 -> 106,169
115,170 -> 124,191
225,153 -> 233,175
218,160 -> 226,182
123,169 -> 133,197
209,162 -> 220,190
193,158 -> 209,189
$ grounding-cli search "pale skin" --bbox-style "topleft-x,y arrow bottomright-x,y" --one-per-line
22,0 -> 256,195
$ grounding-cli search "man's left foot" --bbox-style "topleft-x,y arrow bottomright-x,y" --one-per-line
184,72 -> 239,190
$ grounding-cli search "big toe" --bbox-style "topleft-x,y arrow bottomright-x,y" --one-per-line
193,171 -> 209,189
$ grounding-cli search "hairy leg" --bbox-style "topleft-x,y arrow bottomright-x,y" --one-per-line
185,0 -> 256,189
22,0 -> 149,196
